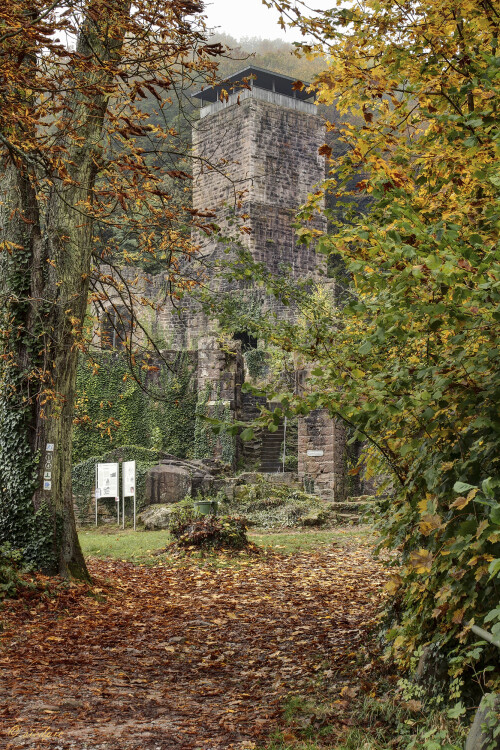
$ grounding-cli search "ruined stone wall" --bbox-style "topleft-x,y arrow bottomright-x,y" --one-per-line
95,94 -> 327,351
192,99 -> 253,216
193,94 -> 326,273
196,337 -> 243,415
160,93 -> 328,345
297,411 -> 347,502
90,89 -> 352,490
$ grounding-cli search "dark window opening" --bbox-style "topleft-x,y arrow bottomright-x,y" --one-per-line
100,306 -> 132,351
233,331 -> 258,352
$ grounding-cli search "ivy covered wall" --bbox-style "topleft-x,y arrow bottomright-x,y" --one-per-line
193,384 -> 236,466
72,445 -> 164,523
73,352 -> 197,464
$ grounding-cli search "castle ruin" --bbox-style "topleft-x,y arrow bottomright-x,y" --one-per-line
97,67 -> 351,501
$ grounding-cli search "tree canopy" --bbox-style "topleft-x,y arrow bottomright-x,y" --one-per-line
0,0 -> 224,577
233,0 -> 500,692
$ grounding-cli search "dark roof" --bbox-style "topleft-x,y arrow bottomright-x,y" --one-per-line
191,66 -> 315,104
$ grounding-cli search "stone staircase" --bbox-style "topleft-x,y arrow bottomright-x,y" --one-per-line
331,497 -> 375,524
240,393 -> 285,473
240,393 -> 266,465
260,421 -> 285,473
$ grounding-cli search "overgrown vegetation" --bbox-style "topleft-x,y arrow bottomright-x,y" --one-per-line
73,352 -> 197,463
221,477 -> 336,529
193,383 -> 236,466
233,0 -> 500,703
0,543 -> 31,600
168,507 -> 249,550
258,692 -> 468,750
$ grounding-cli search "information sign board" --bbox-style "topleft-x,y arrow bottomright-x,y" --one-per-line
122,461 -> 136,497
96,463 -> 119,498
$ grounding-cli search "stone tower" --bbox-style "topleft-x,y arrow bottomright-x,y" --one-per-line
91,67 -> 352,498
189,69 -> 347,499
191,66 -> 326,297
162,67 -> 325,348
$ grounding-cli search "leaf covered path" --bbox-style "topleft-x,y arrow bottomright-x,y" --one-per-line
1,543 -> 386,749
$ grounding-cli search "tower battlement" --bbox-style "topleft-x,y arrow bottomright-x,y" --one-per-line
192,65 -> 317,118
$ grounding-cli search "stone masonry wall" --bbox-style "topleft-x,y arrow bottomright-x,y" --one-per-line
95,91 -> 327,350
192,94 -> 326,272
298,410 -> 347,502
91,87 -> 349,491
158,93 -> 328,346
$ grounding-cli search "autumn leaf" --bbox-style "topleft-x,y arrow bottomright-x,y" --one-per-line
0,547 -> 387,747
409,549 -> 433,574
385,573 -> 402,595
318,143 -> 332,158
419,514 -> 443,536
451,488 -> 479,510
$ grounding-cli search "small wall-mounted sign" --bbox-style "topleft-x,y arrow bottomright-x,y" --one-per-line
43,480 -> 52,491
307,450 -> 324,457
46,443 -> 54,452
44,471 -> 51,480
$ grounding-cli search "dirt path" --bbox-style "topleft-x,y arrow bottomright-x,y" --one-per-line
0,545 -> 386,750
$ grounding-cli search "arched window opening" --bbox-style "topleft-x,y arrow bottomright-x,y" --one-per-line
100,306 -> 132,351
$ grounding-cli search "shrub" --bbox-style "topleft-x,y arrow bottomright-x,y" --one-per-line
221,477 -> 335,529
244,348 -> 269,379
0,543 -> 27,599
169,509 -> 249,550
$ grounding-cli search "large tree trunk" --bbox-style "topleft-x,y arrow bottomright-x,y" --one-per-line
0,1 -> 129,578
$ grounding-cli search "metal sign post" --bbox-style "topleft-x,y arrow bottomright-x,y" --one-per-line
282,416 -> 287,473
122,460 -> 136,531
95,464 -> 98,526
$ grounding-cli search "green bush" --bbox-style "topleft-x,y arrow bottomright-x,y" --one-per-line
221,477 -> 334,529
169,509 -> 249,550
0,543 -> 28,599
244,348 -> 269,379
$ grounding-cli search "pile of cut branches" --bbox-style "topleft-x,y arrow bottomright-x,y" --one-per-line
169,509 -> 251,551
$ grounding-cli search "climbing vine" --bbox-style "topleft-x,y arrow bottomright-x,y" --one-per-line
72,445 -> 164,523
0,236 -> 57,571
193,384 -> 236,466
73,352 -> 197,463
244,348 -> 269,380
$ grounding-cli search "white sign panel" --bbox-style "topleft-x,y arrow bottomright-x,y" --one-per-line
307,450 -> 324,457
97,463 -> 119,498
122,461 -> 136,497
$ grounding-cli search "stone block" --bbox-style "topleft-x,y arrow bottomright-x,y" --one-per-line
145,464 -> 191,505
302,509 -> 329,527
138,504 -> 176,531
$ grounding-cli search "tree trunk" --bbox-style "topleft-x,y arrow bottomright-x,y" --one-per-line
0,1 -> 130,578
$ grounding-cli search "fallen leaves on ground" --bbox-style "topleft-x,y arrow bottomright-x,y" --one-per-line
0,542 -> 386,749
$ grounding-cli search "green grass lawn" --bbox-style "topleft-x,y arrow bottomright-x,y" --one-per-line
250,526 -> 373,553
79,527 -> 169,562
78,524 -> 374,564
